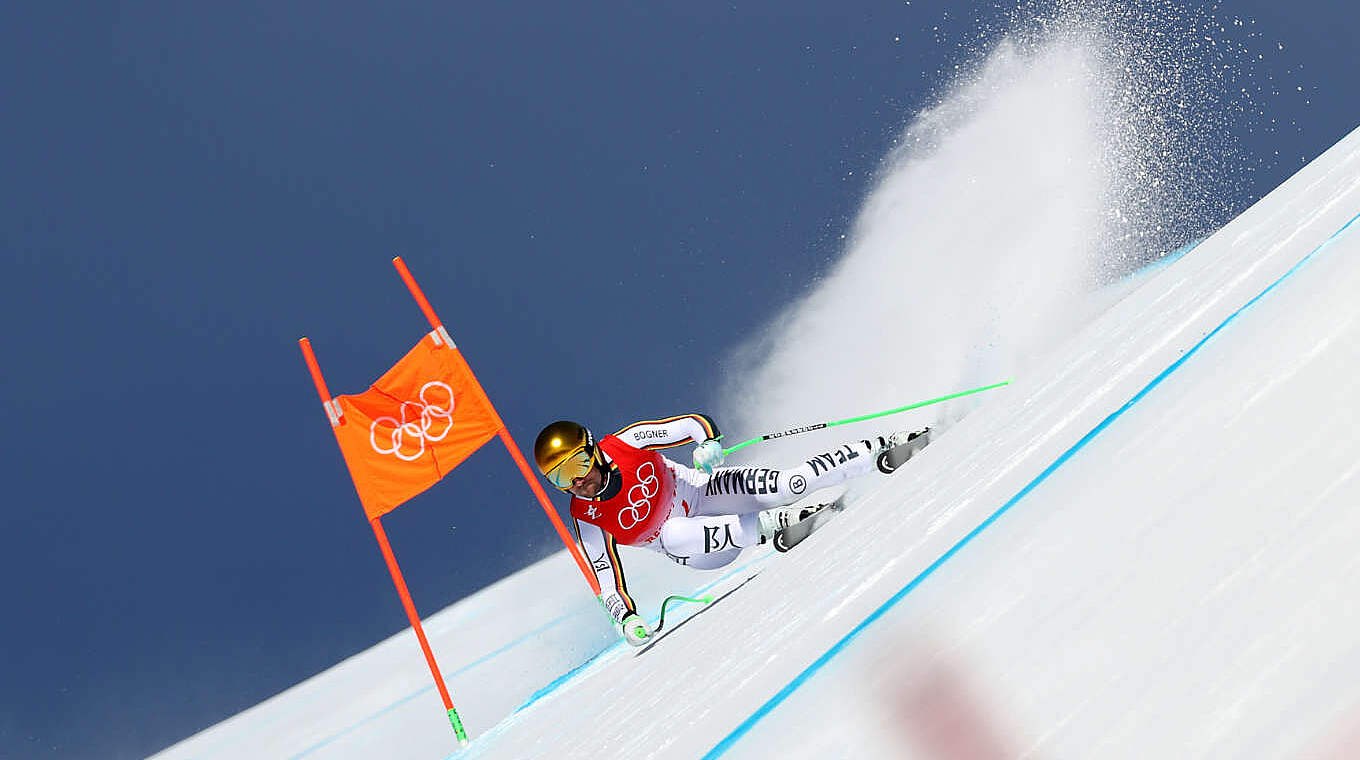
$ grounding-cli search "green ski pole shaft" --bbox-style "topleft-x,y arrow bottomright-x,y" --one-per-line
721,380 -> 1010,456
655,594 -> 714,633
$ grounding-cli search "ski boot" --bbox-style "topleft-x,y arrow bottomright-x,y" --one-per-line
758,499 -> 844,553
876,427 -> 931,475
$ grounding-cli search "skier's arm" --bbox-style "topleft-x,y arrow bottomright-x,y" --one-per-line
574,518 -> 637,624
614,413 -> 721,451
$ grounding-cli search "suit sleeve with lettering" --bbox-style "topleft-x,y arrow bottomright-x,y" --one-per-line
574,518 -> 636,624
614,413 -> 720,451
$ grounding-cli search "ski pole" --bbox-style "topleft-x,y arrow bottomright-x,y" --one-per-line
721,380 -> 1011,456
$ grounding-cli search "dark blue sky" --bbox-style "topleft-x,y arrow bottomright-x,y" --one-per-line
2,2 -> 1354,758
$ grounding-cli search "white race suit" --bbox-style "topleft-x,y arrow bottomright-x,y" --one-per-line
572,413 -> 880,623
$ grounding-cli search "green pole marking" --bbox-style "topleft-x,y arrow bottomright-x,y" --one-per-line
448,707 -> 468,745
656,594 -> 715,632
721,380 -> 1011,456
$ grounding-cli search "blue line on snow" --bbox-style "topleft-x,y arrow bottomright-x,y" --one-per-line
289,550 -> 777,758
285,611 -> 578,760
704,209 -> 1360,759
443,556 -> 778,758
512,552 -> 774,715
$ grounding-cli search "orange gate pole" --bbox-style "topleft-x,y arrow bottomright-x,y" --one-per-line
368,516 -> 464,738
391,257 -> 602,597
298,337 -> 469,746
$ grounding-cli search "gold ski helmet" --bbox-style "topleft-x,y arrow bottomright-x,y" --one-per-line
534,420 -> 600,491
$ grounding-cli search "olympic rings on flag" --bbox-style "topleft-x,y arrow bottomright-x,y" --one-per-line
369,381 -> 456,461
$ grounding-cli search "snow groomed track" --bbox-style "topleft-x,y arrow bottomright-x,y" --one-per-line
707,156 -> 1360,759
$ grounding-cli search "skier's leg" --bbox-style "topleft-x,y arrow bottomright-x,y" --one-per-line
696,435 -> 886,516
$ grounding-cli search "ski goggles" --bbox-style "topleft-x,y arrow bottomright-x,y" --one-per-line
543,446 -> 594,490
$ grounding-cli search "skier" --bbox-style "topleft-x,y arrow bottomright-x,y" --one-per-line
532,414 -> 928,646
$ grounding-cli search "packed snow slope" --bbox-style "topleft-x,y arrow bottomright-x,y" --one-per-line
149,126 -> 1360,759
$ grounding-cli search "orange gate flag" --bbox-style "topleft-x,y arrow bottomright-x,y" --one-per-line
329,327 -> 501,519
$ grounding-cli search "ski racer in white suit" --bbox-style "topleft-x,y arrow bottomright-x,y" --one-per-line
533,415 -> 922,646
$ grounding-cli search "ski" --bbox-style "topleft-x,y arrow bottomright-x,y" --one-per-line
772,496 -> 846,553
876,427 -> 932,475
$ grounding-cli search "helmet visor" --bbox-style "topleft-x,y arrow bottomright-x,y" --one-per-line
543,446 -> 594,490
